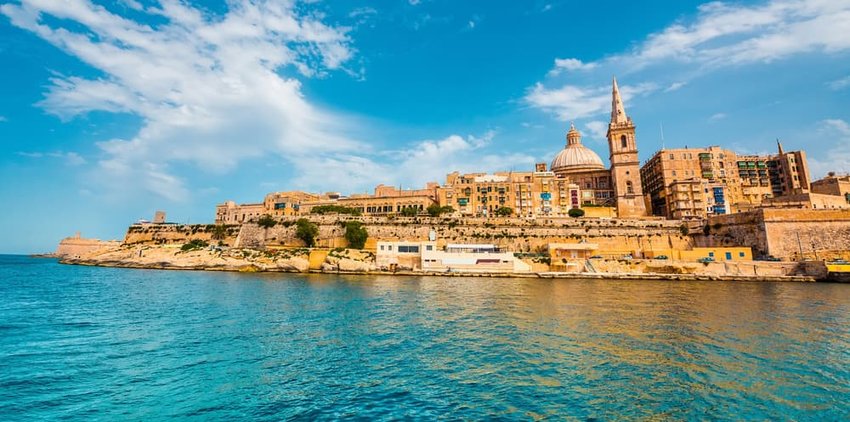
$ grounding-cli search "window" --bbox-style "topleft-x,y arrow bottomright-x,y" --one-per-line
621,135 -> 628,149
670,154 -> 674,160
398,245 -> 420,253
739,252 -> 745,257
426,245 -> 433,251
626,181 -> 634,194
709,252 -> 715,257
726,252 -> 732,260
380,245 -> 385,251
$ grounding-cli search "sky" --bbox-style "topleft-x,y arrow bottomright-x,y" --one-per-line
1,0 -> 849,253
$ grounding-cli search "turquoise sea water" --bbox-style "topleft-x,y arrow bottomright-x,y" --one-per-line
1,255 -> 848,420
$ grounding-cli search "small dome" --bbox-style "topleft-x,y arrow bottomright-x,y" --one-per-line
551,125 -> 606,173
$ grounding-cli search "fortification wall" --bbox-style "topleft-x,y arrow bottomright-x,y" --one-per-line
55,236 -> 121,258
697,209 -> 850,260
233,215 -> 692,254
123,224 -> 241,246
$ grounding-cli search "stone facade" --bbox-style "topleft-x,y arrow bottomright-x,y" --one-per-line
696,209 -> 850,260
640,142 -> 812,219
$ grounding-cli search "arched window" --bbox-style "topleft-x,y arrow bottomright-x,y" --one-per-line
620,135 -> 628,149
626,181 -> 634,194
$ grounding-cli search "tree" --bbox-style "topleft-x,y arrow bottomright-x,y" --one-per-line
295,218 -> 319,247
211,224 -> 228,240
310,205 -> 362,216
257,214 -> 277,229
426,204 -> 443,217
568,208 -> 585,218
344,221 -> 368,249
400,207 -> 419,217
426,205 -> 456,217
495,206 -> 513,217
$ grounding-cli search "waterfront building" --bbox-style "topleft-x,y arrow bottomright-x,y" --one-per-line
812,173 -> 850,201
640,141 -> 812,219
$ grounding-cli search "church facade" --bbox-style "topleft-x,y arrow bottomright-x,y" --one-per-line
549,77 -> 647,217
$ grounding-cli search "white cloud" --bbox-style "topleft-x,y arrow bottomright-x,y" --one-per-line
548,58 -> 596,75
290,132 -> 537,192
529,0 -> 850,119
829,75 -> 850,90
0,116 -> 7,122
709,112 -> 727,121
525,82 -> 657,121
584,120 -> 608,141
665,81 -> 687,92
17,150 -> 87,166
626,0 -> 850,69
1,0 -> 357,201
808,119 -> 850,178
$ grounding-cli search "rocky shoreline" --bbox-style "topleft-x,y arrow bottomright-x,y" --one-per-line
58,245 -> 819,282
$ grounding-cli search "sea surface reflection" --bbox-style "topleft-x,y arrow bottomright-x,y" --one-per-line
1,256 -> 848,420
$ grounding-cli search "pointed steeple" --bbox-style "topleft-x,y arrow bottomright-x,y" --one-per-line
777,138 -> 785,155
611,76 -> 628,125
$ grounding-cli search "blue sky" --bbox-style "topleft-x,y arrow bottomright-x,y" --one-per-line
1,0 -> 850,253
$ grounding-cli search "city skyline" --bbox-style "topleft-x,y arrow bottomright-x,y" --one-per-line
2,0 -> 850,253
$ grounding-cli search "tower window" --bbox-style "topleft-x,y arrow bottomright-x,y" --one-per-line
626,181 -> 634,194
620,135 -> 628,149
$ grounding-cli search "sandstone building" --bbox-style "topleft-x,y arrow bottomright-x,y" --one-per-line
640,141 -> 813,219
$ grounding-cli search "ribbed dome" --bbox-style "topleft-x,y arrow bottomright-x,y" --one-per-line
551,124 -> 605,173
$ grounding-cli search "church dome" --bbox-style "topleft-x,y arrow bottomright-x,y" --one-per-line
550,124 -> 606,173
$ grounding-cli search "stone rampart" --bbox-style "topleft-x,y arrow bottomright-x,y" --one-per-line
123,224 -> 241,246
55,236 -> 121,258
233,215 -> 692,254
697,209 -> 850,260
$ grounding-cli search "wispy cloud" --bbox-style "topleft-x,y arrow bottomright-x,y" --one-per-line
525,82 -> 657,121
547,58 -> 597,76
528,0 -> 850,120
291,132 -> 537,192
829,75 -> 850,90
1,0 -> 357,201
18,150 -> 86,166
0,116 -> 7,122
709,112 -> 727,121
808,119 -> 850,177
664,81 -> 687,92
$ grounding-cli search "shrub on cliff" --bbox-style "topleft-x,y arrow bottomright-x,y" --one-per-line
211,224 -> 228,240
310,205 -> 361,216
181,239 -> 209,251
399,207 -> 419,217
344,221 -> 368,249
295,219 -> 319,247
495,207 -> 513,217
426,204 -> 455,217
568,208 -> 585,218
257,215 -> 277,229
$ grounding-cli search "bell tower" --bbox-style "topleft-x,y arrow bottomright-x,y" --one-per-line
607,77 -> 647,218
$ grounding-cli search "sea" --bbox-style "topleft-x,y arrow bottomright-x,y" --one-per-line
1,255 -> 848,420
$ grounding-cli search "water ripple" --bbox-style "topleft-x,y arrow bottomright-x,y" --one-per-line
0,256 -> 848,420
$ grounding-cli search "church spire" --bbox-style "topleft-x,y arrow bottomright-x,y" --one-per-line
611,76 -> 628,125
777,138 -> 785,155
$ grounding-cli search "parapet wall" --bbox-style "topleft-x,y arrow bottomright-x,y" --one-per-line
698,209 -> 850,259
